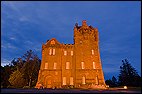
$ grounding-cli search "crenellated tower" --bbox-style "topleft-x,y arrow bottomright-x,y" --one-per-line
74,20 -> 106,87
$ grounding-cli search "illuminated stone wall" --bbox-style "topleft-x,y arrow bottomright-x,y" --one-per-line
35,20 -> 106,89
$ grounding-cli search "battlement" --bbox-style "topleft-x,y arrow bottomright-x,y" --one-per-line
74,21 -> 99,43
62,44 -> 74,48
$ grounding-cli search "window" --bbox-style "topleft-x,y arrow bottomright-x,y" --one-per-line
45,63 -> 48,69
49,49 -> 52,55
63,77 -> 66,85
49,48 -> 55,55
92,50 -> 94,55
66,62 -> 70,69
53,49 -> 55,55
64,51 -> 67,56
70,77 -> 73,85
93,62 -> 95,69
71,51 -> 73,56
95,76 -> 98,85
53,63 -> 57,69
81,62 -> 85,69
82,76 -> 85,84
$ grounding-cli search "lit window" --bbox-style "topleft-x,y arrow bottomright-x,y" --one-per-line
92,50 -> 94,55
66,62 -> 70,69
63,77 -> 66,85
95,76 -> 98,85
93,62 -> 95,69
64,51 -> 67,56
82,76 -> 85,84
81,62 -> 85,69
53,49 -> 55,55
70,77 -> 73,85
45,63 -> 48,69
71,51 -> 73,56
49,49 -> 52,55
53,63 -> 57,69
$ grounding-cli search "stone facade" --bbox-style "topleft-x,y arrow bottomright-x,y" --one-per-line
35,20 -> 106,89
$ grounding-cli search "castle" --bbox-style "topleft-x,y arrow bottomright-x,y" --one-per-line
35,20 -> 106,89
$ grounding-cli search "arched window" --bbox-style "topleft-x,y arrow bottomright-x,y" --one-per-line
66,62 -> 70,69
82,76 -> 85,84
92,49 -> 94,55
70,77 -> 73,85
93,62 -> 95,69
64,51 -> 67,55
45,63 -> 48,69
53,49 -> 55,55
81,62 -> 85,69
71,51 -> 73,56
63,77 -> 66,85
95,76 -> 98,85
53,62 -> 57,69
49,48 -> 56,55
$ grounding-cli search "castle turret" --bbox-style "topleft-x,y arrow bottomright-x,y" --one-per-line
74,20 -> 106,88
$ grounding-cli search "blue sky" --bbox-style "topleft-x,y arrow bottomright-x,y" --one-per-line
1,1 -> 141,80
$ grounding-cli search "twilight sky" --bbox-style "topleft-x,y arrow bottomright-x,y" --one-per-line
1,1 -> 141,80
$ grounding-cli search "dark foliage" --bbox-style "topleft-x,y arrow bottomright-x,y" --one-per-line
105,76 -> 118,87
1,65 -> 12,88
118,59 -> 141,87
105,59 -> 141,87
1,50 -> 41,88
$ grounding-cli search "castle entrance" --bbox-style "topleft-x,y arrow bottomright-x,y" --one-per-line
47,79 -> 52,88
45,76 -> 52,88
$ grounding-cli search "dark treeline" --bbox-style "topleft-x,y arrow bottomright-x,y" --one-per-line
1,50 -> 41,88
105,59 -> 141,87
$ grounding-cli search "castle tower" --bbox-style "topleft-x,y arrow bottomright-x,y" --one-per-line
74,20 -> 106,88
35,20 -> 106,89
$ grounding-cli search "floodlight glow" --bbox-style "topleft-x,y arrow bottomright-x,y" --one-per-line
124,86 -> 127,89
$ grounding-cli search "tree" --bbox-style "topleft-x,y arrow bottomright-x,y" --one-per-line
111,76 -> 118,87
21,50 -> 41,87
118,59 -> 141,87
105,76 -> 118,87
10,58 -> 25,71
1,58 -> 24,88
1,65 -> 12,88
8,70 -> 26,88
1,50 -> 41,88
105,79 -> 113,87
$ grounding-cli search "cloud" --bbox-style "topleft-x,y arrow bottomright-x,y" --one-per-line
1,58 -> 11,66
24,40 -> 33,45
1,43 -> 17,49
9,37 -> 16,40
19,16 -> 29,22
34,48 -> 41,52
1,45 -> 4,48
